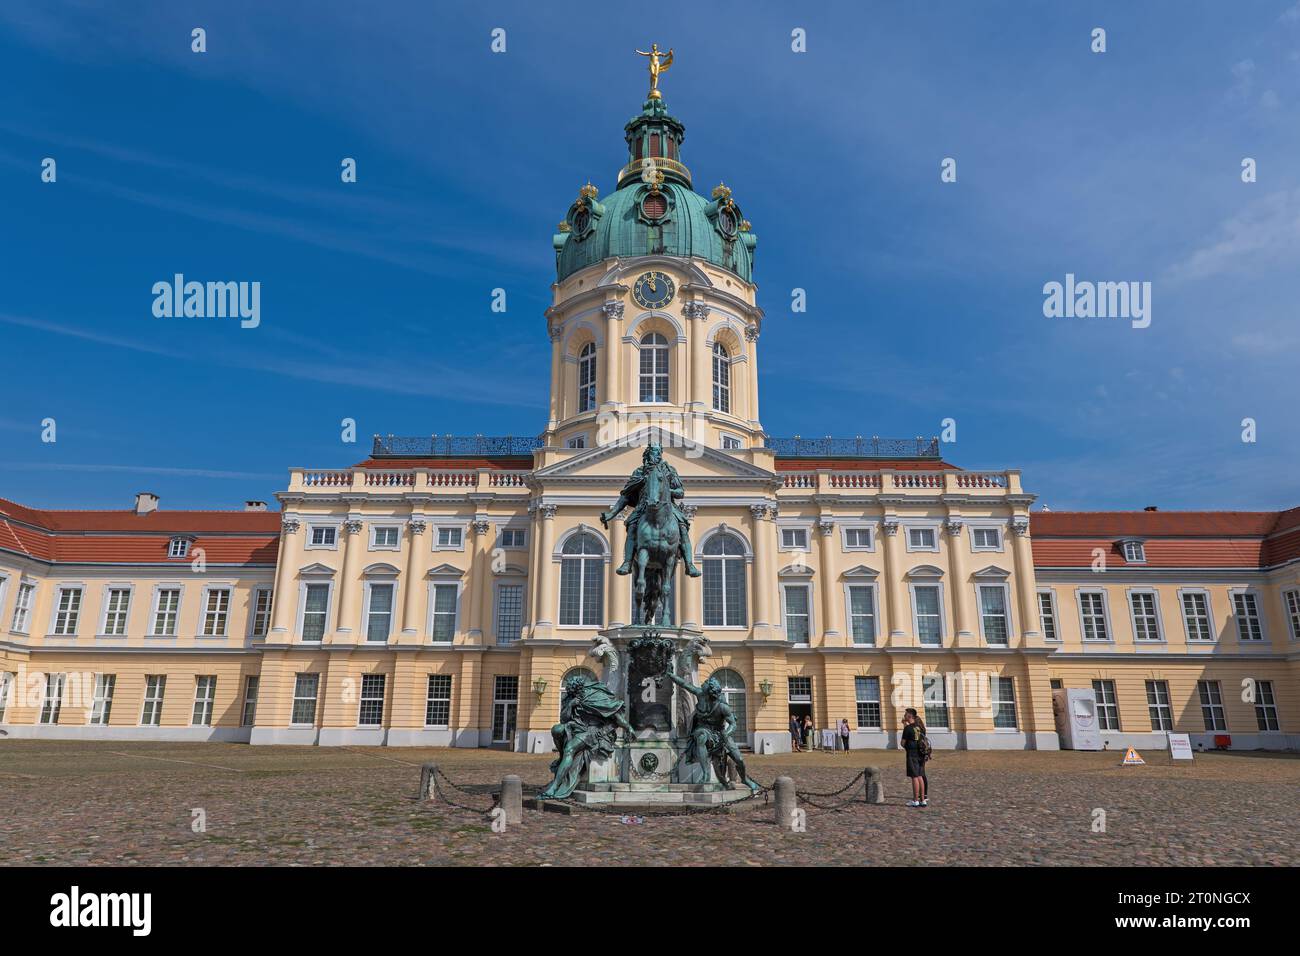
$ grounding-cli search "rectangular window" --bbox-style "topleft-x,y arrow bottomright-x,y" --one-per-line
241,675 -> 259,727
301,584 -> 329,642
90,674 -> 116,725
426,674 -> 452,727
192,676 -> 216,726
102,588 -> 131,636
978,585 -> 1009,645
309,525 -> 336,548
366,583 -> 395,642
854,676 -> 881,729
1091,679 -> 1119,730
250,589 -> 273,638
1197,680 -> 1226,731
202,588 -> 231,637
436,527 -> 463,549
1121,540 -> 1146,563
52,586 -> 83,635
431,584 -> 458,641
1233,593 -> 1263,641
11,582 -> 35,632
990,676 -> 1017,729
291,674 -> 320,725
788,677 -> 812,702
922,673 -> 949,729
492,675 -> 518,743
907,527 -> 937,551
168,537 -> 191,558
1181,591 -> 1213,642
719,434 -> 742,450
1038,590 -> 1058,642
1145,680 -> 1173,731
1079,591 -> 1109,641
1129,591 -> 1161,642
972,527 -> 1001,550
566,435 -> 587,449
151,588 -> 181,637
912,585 -> 942,646
495,584 -> 523,645
371,526 -> 400,549
1254,680 -> 1279,731
780,527 -> 808,550
847,585 -> 876,645
500,528 -> 527,549
844,527 -> 872,550
1284,589 -> 1300,642
358,674 -> 386,726
783,585 -> 810,643
40,673 -> 65,724
141,675 -> 166,726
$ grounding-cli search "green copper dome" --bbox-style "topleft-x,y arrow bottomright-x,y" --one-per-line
553,98 -> 757,284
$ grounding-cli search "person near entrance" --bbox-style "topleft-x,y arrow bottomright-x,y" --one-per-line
789,714 -> 802,752
902,707 -> 929,807
839,717 -> 851,753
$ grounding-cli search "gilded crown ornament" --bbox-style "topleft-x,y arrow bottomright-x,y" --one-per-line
579,181 -> 599,201
711,183 -> 732,201
557,220 -> 571,233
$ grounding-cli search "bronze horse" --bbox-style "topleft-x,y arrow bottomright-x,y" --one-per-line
631,459 -> 680,626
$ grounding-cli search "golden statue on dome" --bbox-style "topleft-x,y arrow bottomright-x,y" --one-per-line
635,43 -> 674,99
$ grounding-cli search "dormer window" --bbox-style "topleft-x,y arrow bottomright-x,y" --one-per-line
168,537 -> 192,558
1120,540 -> 1146,564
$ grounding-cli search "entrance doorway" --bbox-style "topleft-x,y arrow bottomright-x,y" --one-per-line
491,675 -> 518,747
788,675 -> 813,749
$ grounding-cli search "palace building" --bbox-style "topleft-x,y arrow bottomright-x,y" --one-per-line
1,84 -> 1297,754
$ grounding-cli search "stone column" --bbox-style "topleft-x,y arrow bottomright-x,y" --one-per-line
816,517 -> 842,644
400,517 -> 427,640
602,301 -> 623,409
880,518 -> 911,647
609,516 -> 630,628
680,504 -> 701,629
333,516 -> 365,640
751,503 -> 777,638
467,517 -> 492,643
269,515 -> 300,637
1010,516 -> 1041,647
685,301 -> 710,412
547,326 -> 563,427
946,517 -> 976,648
745,326 -> 761,427
533,504 -> 558,637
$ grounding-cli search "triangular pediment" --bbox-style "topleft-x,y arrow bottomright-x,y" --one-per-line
972,565 -> 1012,580
842,564 -> 880,579
297,562 -> 336,576
535,429 -> 774,484
426,563 -> 465,577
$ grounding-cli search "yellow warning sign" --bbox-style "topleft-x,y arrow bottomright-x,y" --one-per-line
1121,747 -> 1145,766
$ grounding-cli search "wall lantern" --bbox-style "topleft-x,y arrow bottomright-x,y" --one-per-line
759,679 -> 773,699
532,677 -> 548,699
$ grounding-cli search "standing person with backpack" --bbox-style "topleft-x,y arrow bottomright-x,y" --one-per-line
901,707 -> 930,807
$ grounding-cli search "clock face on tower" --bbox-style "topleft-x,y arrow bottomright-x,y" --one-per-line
632,271 -> 675,310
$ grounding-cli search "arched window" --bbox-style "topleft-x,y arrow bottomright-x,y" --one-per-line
711,341 -> 730,413
577,343 -> 597,413
559,532 -> 604,626
639,332 -> 670,404
712,668 -> 747,742
702,531 -> 747,627
560,666 -> 599,718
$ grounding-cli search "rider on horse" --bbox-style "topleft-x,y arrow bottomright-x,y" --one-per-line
599,443 -> 702,578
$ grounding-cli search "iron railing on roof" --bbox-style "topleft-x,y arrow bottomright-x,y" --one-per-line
763,436 -> 941,459
371,434 -> 544,458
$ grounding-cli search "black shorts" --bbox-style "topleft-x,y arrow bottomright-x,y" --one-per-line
905,752 -> 926,778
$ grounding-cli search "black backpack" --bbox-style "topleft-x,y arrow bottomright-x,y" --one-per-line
917,730 -> 933,763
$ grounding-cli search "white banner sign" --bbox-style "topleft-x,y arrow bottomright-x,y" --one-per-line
1167,733 -> 1194,760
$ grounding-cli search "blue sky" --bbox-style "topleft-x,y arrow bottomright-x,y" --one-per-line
1,0 -> 1298,512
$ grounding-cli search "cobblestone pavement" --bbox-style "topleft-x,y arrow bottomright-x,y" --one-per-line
1,742 -> 1296,866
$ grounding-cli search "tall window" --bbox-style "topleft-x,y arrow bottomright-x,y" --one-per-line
1129,591 -> 1161,641
52,586 -> 83,635
1233,593 -> 1263,641
702,532 -> 747,627
845,675 -> 878,730
358,674 -> 386,726
430,584 -> 458,641
141,675 -> 166,726
192,676 -> 217,726
1284,589 -> 1300,641
978,585 -> 1009,645
1181,591 -> 1213,642
492,675 -> 518,743
1254,680 -> 1279,731
912,585 -> 942,646
496,584 -> 523,644
366,583 -> 395,642
1092,679 -> 1119,730
559,532 -> 604,626
0,671 -> 13,722
1079,591 -> 1109,641
848,585 -> 876,645
638,332 -> 669,403
1145,680 -> 1172,731
151,588 -> 181,637
1038,590 -> 1058,642
90,674 -> 115,726
40,673 -> 65,724
250,589 -> 273,638
241,676 -> 259,727
426,674 -> 452,726
11,582 -> 35,632
714,669 -> 747,741
202,588 -> 231,637
301,584 -> 329,642
711,341 -> 730,412
291,674 -> 320,725
102,588 -> 131,636
783,584 -> 810,643
922,673 -> 949,729
577,342 -> 597,412
1197,680 -> 1226,731
990,676 -> 1017,729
